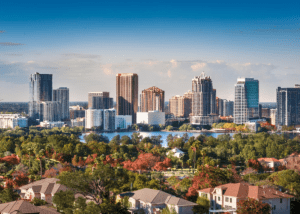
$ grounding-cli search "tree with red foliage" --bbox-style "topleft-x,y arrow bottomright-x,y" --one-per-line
102,155 -> 120,167
85,154 -> 97,165
186,165 -> 233,201
247,159 -> 261,171
236,198 -> 271,214
5,179 -> 14,189
0,154 -> 20,165
13,172 -> 29,188
43,168 -> 58,178
59,165 -> 73,173
122,153 -> 160,173
153,158 -> 172,171
52,152 -> 64,162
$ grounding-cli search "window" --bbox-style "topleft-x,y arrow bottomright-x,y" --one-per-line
230,198 -> 232,203
280,198 -> 283,203
274,205 -> 276,210
218,197 -> 220,201
225,197 -> 229,202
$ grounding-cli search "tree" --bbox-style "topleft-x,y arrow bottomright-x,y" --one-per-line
161,206 -> 178,214
13,172 -> 29,187
58,163 -> 124,204
53,190 -> 75,213
84,133 -> 109,144
30,197 -> 47,206
122,153 -> 160,173
193,196 -> 210,214
0,188 -> 20,203
236,198 -> 271,214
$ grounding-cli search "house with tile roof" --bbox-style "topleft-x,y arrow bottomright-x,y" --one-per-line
0,200 -> 59,214
257,158 -> 281,169
19,178 -> 67,204
117,188 -> 197,214
198,182 -> 294,214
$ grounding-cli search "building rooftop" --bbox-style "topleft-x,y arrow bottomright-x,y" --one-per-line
0,200 -> 59,214
19,178 -> 67,195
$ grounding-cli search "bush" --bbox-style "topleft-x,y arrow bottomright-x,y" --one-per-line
30,197 -> 47,206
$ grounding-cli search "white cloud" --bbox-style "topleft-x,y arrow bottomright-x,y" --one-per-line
191,62 -> 207,71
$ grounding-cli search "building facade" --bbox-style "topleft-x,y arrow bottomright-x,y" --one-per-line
116,73 -> 138,124
270,109 -> 277,126
115,115 -> 132,130
85,109 -> 103,129
224,100 -> 234,117
169,95 -> 191,118
29,73 -> 53,120
53,87 -> 70,121
140,86 -> 164,112
103,109 -> 116,131
88,92 -> 113,110
234,78 -> 260,124
40,101 -> 61,122
0,114 -> 28,129
276,85 -> 300,127
136,111 -> 165,125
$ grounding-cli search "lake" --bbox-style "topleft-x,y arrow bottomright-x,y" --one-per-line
79,131 -> 234,147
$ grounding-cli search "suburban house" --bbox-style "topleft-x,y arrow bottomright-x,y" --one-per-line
117,188 -> 197,214
197,182 -> 294,214
257,158 -> 281,169
0,200 -> 59,214
19,178 -> 67,204
167,147 -> 185,158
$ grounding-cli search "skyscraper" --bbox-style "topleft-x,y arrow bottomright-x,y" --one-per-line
116,73 -> 138,124
140,86 -> 164,112
234,78 -> 259,124
39,101 -> 61,122
53,87 -> 70,121
191,72 -> 217,116
88,92 -> 113,109
29,73 -> 53,120
169,95 -> 192,118
276,85 -> 300,127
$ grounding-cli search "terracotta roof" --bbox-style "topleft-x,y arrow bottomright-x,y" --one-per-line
200,183 -> 294,200
119,188 -> 197,206
0,200 -> 59,214
257,158 -> 280,162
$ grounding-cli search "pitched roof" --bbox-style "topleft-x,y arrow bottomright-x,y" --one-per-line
197,188 -> 214,194
119,188 -> 197,206
257,158 -> 280,162
19,178 -> 66,195
200,183 -> 294,200
0,200 -> 59,214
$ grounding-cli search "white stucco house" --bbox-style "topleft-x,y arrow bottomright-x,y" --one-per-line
257,157 -> 281,169
167,147 -> 185,158
117,188 -> 197,214
197,182 -> 294,214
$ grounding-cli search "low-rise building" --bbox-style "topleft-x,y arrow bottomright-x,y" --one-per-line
167,147 -> 185,158
190,114 -> 219,126
257,158 -> 281,169
19,178 -> 67,204
198,182 -> 294,214
245,121 -> 260,132
136,111 -> 165,125
0,114 -> 28,129
115,115 -> 132,129
117,188 -> 197,214
40,121 -> 64,128
70,117 -> 85,127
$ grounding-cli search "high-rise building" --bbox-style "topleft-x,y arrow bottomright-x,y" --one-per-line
191,72 -> 217,116
276,85 -> 300,127
140,86 -> 164,112
216,97 -> 224,116
29,73 -> 53,120
103,109 -> 116,131
40,101 -> 61,122
169,95 -> 191,118
270,109 -> 277,126
223,100 -> 234,117
234,78 -> 259,124
116,73 -> 138,124
53,87 -> 70,121
88,92 -> 113,109
85,109 -> 103,129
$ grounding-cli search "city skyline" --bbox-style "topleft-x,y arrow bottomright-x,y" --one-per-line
0,0 -> 299,102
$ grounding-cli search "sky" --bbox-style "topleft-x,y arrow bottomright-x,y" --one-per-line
0,0 -> 299,102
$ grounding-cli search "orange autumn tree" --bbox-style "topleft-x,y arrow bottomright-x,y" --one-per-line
153,158 -> 172,171
0,154 -> 20,165
13,172 -> 29,188
122,153 -> 160,173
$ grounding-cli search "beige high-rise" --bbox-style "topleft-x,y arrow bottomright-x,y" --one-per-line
140,86 -> 164,112
116,73 -> 138,124
169,94 -> 192,118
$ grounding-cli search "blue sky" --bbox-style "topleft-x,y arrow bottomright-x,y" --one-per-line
0,0 -> 299,102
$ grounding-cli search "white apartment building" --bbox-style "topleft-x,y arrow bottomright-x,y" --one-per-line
198,182 -> 294,214
0,114 -> 28,129
40,121 -> 64,128
136,111 -> 165,125
85,109 -> 103,129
